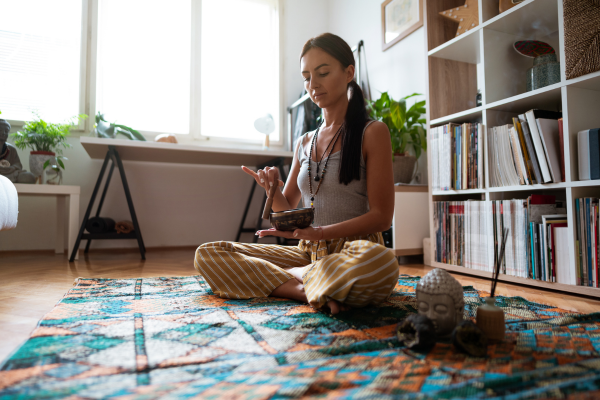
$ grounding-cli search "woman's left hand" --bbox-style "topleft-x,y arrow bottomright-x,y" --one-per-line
256,226 -> 322,241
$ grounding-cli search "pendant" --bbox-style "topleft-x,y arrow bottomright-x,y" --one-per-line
314,175 -> 320,181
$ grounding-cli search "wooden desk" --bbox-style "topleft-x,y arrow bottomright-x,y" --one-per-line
73,138 -> 294,261
392,184 -> 429,256
14,184 -> 80,260
80,137 -> 294,166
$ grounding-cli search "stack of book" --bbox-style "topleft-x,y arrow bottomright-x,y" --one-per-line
574,198 -> 599,287
433,195 -> 576,284
431,122 -> 483,190
488,110 -> 564,187
578,128 -> 600,180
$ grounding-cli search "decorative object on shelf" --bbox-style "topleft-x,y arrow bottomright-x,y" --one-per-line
439,0 -> 479,38
396,313 -> 436,351
94,113 -> 146,141
513,41 -> 561,91
476,228 -> 508,342
154,134 -> 177,144
44,164 -> 63,185
381,0 -> 423,51
115,220 -> 134,234
475,89 -> 482,107
416,268 -> 464,337
367,92 -> 426,183
499,0 -> 524,14
11,113 -> 86,184
563,0 -> 600,80
0,118 -> 36,184
452,320 -> 488,357
254,113 -> 275,150
85,217 -> 116,234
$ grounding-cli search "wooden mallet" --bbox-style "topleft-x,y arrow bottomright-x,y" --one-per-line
262,182 -> 279,220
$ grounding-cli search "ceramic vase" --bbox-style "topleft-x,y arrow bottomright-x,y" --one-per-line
476,297 -> 505,341
527,53 -> 561,91
29,151 -> 56,184
392,154 -> 417,184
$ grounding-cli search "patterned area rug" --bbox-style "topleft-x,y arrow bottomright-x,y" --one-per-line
1,275 -> 600,399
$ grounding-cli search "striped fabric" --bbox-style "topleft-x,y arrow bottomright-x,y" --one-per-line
194,233 -> 399,310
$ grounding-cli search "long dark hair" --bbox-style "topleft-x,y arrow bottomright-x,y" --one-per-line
301,33 -> 368,185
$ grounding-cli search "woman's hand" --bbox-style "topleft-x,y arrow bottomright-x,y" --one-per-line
256,226 -> 324,241
241,165 -> 284,194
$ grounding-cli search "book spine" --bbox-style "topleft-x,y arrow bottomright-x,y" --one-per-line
526,111 -> 552,182
575,198 -> 582,285
558,118 -> 565,182
530,222 -> 536,279
519,114 -> 542,184
590,129 -> 600,180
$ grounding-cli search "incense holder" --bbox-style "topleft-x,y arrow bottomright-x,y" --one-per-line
476,297 -> 505,342
269,207 -> 314,231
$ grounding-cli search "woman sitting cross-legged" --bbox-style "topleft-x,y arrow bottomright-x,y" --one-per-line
194,32 -> 399,315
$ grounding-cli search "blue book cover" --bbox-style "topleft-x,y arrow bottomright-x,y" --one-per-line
589,129 -> 600,180
530,222 -> 536,279
540,224 -> 545,281
586,198 -> 593,286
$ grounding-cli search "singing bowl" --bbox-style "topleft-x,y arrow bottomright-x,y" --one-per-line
269,207 -> 314,231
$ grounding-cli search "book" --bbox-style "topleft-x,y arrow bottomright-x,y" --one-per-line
536,118 -> 563,183
589,129 -> 600,180
554,226 -> 574,285
542,215 -> 567,282
513,117 -> 535,183
525,109 -> 562,183
578,130 -> 591,180
558,118 -> 565,182
519,114 -> 543,184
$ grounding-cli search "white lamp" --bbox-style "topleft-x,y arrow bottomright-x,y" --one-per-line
254,114 -> 275,149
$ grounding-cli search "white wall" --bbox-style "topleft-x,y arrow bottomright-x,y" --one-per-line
0,0 -> 427,252
327,0 -> 428,183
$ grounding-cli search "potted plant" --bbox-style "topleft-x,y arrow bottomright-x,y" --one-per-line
11,113 -> 87,184
367,92 -> 427,183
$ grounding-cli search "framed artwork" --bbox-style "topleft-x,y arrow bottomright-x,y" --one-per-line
381,0 -> 423,51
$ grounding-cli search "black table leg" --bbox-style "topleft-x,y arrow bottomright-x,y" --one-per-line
69,149 -> 112,262
236,180 -> 257,242
85,161 -> 115,253
112,146 -> 146,259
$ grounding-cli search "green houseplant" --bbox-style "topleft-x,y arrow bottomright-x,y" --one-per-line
11,113 -> 87,183
367,92 -> 427,183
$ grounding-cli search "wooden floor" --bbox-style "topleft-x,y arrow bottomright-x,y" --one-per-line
2,248 -> 600,362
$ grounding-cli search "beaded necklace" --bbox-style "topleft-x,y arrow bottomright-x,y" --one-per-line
308,123 -> 344,215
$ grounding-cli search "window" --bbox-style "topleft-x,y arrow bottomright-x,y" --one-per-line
96,0 -> 280,142
199,0 -> 280,142
0,0 -> 83,123
96,0 -> 191,134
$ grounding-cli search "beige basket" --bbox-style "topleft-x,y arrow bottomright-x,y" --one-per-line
564,0 -> 600,80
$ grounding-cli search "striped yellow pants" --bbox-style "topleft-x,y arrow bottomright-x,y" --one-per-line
194,232 -> 399,310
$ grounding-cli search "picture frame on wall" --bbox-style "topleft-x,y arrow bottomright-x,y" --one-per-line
381,0 -> 423,51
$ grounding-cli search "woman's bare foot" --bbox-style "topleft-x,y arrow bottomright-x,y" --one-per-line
269,278 -> 308,303
287,266 -> 306,283
325,299 -> 351,315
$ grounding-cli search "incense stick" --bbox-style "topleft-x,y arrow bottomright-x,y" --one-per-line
491,228 -> 509,298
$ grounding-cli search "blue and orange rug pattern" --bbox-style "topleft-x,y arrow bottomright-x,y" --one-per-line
1,275 -> 600,399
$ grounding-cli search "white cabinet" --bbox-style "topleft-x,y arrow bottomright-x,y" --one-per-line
392,185 -> 429,256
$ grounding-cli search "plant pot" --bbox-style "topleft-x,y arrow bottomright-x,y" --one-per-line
29,151 -> 56,183
392,154 -> 417,184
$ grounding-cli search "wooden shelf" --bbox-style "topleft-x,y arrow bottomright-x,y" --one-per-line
432,261 -> 600,297
424,0 -> 600,298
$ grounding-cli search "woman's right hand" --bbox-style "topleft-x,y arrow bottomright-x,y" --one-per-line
241,165 -> 284,195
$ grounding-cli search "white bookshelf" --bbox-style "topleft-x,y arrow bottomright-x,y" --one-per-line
424,0 -> 600,297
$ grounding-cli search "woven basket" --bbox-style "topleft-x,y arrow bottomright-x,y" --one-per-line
392,155 -> 417,184
563,0 -> 600,80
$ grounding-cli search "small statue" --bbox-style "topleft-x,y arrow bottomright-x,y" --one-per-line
416,268 -> 464,337
0,119 -> 36,184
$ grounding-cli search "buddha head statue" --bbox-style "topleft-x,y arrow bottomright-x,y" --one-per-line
416,268 -> 464,337
0,119 -> 9,149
